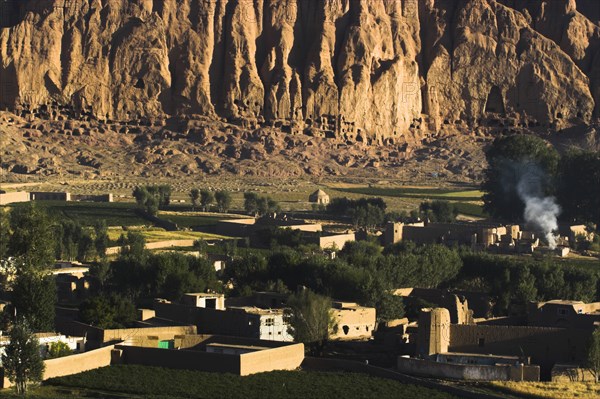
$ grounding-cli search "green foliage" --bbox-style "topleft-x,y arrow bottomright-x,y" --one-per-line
0,209 -> 9,259
132,185 -> 172,216
46,366 -> 458,399
375,291 -> 405,322
326,197 -> 386,229
419,200 -> 458,223
243,192 -> 280,216
224,253 -> 268,296
588,327 -> 600,383
93,221 -> 109,258
327,197 -> 386,215
46,341 -> 72,359
459,252 -> 599,315
200,189 -> 214,212
2,321 -> 45,395
107,250 -> 220,302
383,243 -> 463,289
482,135 -> 559,220
214,190 -> 232,213
87,259 -> 110,291
557,150 -> 600,228
80,294 -> 137,329
251,226 -> 306,249
8,204 -> 55,270
351,203 -> 385,230
11,272 -> 56,332
189,189 -> 200,210
9,201 -> 147,227
285,289 -> 334,350
117,231 -> 147,261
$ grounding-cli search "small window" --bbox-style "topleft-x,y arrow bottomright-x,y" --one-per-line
557,308 -> 567,316
577,309 -> 583,314
478,338 -> 485,347
278,332 -> 282,335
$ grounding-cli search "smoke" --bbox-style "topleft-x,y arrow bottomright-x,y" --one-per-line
514,163 -> 561,249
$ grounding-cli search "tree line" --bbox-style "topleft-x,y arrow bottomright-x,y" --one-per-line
483,134 -> 600,228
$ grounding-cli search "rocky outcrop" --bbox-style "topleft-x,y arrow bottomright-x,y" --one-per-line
0,0 -> 598,142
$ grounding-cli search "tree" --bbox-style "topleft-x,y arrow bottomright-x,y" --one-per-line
375,291 -> 405,322
244,192 -> 260,216
94,221 -> 109,259
285,289 -> 334,353
8,204 -> 55,270
77,231 -> 94,262
420,200 -> 458,223
132,185 -> 172,216
557,150 -> 600,229
47,341 -> 72,359
351,204 -> 385,230
11,271 -> 56,332
80,294 -> 137,329
200,189 -> 214,212
215,190 -> 232,213
587,327 -> 600,383
190,188 -> 200,211
118,231 -> 147,260
482,135 -> 559,220
55,220 -> 82,261
88,259 -> 111,291
1,321 -> 45,395
244,193 -> 280,216
0,209 -> 9,259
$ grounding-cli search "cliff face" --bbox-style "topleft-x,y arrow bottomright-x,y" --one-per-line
0,0 -> 598,143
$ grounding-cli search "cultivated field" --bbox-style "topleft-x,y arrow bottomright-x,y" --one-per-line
0,366 -> 459,399
489,381 -> 600,399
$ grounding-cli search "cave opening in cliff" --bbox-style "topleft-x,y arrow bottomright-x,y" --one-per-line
485,86 -> 505,115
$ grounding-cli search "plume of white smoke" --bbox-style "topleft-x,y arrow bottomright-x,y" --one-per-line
515,163 -> 561,249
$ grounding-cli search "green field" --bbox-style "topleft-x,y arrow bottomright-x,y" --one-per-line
335,186 -> 483,202
157,211 -> 236,229
453,202 -> 487,218
6,201 -> 147,227
0,366 -> 459,399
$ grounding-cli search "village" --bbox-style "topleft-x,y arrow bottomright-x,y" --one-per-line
0,179 -> 599,398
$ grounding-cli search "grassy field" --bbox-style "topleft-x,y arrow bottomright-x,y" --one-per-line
489,381 -> 600,399
333,186 -> 483,202
157,211 -> 238,229
0,366 -> 460,399
6,201 -> 147,227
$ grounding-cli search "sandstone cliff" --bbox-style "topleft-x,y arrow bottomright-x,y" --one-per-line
0,0 -> 598,143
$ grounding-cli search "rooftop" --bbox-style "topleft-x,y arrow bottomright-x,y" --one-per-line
228,306 -> 286,316
184,293 -> 224,298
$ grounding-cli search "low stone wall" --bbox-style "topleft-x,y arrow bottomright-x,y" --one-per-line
116,345 -> 241,373
116,338 -> 304,376
301,357 -> 509,399
396,357 -> 539,381
1,345 -> 115,388
144,240 -> 196,250
0,191 -> 30,205
318,233 -> 355,250
239,343 -> 304,376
